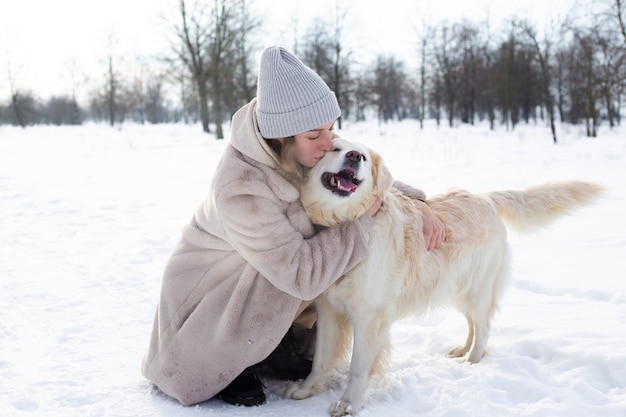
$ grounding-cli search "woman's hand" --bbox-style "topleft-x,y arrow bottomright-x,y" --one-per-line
366,197 -> 383,217
414,200 -> 445,250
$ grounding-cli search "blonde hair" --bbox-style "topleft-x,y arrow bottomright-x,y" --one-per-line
266,137 -> 305,188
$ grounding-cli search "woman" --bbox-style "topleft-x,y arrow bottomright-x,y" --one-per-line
141,46 -> 445,407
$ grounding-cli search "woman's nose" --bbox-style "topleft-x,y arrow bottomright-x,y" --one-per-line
319,131 -> 333,151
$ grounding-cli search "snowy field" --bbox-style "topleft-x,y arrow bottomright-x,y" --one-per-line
1,120 -> 625,417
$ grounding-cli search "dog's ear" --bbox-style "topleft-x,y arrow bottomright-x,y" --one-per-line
370,148 -> 393,197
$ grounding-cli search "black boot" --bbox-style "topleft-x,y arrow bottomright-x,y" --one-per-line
261,325 -> 315,381
217,367 -> 266,407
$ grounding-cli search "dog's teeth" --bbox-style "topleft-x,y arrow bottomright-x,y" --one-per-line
330,177 -> 337,187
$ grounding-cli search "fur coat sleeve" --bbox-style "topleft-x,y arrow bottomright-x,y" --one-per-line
393,180 -> 427,201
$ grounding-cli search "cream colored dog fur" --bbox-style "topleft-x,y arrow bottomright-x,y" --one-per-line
286,138 -> 603,416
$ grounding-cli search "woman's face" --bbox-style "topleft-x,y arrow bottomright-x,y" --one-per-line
291,121 -> 335,168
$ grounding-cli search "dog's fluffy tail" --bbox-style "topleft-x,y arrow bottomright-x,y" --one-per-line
487,181 -> 604,232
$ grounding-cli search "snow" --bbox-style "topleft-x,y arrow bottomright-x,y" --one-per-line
1,120 -> 625,417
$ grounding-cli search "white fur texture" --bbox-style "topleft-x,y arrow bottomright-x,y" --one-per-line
288,138 -> 603,416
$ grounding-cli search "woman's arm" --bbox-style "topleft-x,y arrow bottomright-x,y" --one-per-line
215,179 -> 376,300
392,180 -> 426,201
393,180 -> 445,250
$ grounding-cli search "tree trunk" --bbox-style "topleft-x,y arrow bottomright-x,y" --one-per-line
213,72 -> 224,139
107,55 -> 116,127
198,79 -> 210,134
617,0 -> 626,44
11,94 -> 25,128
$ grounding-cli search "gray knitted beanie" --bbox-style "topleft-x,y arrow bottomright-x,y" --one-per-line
256,46 -> 341,139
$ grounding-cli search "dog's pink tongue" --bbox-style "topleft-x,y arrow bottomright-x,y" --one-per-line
336,176 -> 357,192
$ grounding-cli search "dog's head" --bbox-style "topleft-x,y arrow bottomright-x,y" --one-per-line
301,137 -> 393,226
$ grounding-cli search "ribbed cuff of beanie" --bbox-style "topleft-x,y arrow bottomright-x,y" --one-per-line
257,92 -> 340,139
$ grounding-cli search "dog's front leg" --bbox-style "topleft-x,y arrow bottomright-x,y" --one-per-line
330,315 -> 390,417
286,296 -> 349,400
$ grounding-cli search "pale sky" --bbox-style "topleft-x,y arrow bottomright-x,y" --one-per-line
0,0 -> 576,103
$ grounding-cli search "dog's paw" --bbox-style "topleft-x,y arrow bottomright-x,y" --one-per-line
285,382 -> 313,400
329,400 -> 356,416
448,345 -> 469,358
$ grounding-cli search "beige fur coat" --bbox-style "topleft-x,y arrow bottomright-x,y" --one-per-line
141,99 -> 378,406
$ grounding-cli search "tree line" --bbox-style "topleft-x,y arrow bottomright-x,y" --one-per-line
2,0 -> 625,142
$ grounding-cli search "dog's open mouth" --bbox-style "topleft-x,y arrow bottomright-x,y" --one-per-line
321,168 -> 362,196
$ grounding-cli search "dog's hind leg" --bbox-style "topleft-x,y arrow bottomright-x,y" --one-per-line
466,315 -> 490,363
286,296 -> 350,400
465,251 -> 510,363
330,314 -> 391,417
448,314 -> 474,358
448,312 -> 490,363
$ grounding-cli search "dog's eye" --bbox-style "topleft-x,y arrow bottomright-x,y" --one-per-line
332,147 -> 341,152
362,155 -> 368,161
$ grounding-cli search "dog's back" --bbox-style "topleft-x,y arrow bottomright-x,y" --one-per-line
347,188 -> 509,319
385,182 -> 603,322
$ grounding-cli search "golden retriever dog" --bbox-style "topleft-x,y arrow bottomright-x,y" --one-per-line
286,137 -> 603,416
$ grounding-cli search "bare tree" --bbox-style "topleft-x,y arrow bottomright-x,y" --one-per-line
128,64 -> 147,124
329,4 -> 352,129
456,21 -> 482,125
573,31 -> 600,137
6,58 -> 26,127
419,34 -> 427,129
478,19 -> 497,130
172,0 -> 254,137
208,0 -> 256,139
178,67 -> 200,124
145,79 -> 167,124
516,19 -> 558,143
595,32 -> 624,128
101,34 -> 122,126
175,0 -> 213,133
352,75 -> 369,122
369,55 -> 412,123
429,74 -> 443,126
65,58 -> 82,125
299,11 -> 354,129
600,0 -> 626,125
616,0 -> 626,43
4,55 -> 41,127
493,26 -> 542,130
554,48 -> 569,123
432,24 -> 460,127
86,34 -> 130,126
414,22 -> 433,129
232,0 -> 260,104
208,0 -> 232,139
9,92 -> 37,127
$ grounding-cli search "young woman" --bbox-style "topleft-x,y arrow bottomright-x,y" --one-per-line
141,46 -> 445,407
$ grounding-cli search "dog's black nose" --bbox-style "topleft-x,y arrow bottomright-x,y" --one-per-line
346,150 -> 362,162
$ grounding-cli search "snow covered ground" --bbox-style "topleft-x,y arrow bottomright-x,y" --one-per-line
1,120 -> 624,417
